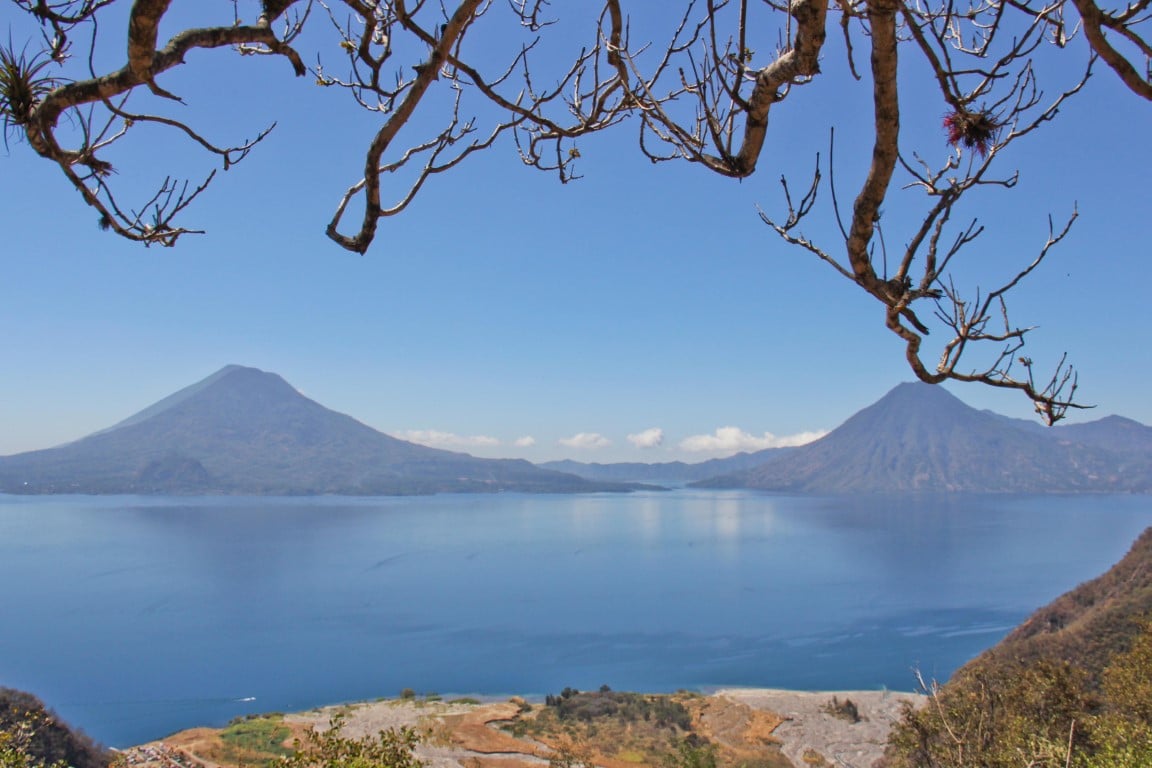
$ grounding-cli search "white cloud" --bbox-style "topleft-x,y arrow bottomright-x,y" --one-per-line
558,432 -> 611,449
773,430 -> 829,447
513,436 -> 537,447
627,427 -> 664,449
679,426 -> 827,455
397,430 -> 501,449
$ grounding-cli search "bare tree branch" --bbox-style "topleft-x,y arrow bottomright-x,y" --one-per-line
3,0 -> 1140,418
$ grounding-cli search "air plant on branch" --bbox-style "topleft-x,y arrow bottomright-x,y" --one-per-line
0,41 -> 61,144
943,108 -> 1000,157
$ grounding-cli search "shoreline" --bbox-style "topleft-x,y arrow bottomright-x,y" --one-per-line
128,688 -> 924,768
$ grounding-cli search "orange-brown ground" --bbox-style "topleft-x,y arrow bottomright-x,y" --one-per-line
683,695 -> 787,761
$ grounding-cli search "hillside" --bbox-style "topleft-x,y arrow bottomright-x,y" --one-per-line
693,382 -> 1151,493
967,525 -> 1152,682
0,688 -> 110,768
0,366 -> 638,496
883,526 -> 1152,768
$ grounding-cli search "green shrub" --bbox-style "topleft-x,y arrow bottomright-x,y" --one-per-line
821,697 -> 860,724
543,689 -> 691,730
220,715 -> 292,757
885,660 -> 1091,768
279,713 -> 424,768
1080,621 -> 1152,768
661,736 -> 717,768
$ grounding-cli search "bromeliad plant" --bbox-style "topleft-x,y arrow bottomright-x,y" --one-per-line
0,41 -> 61,144
942,108 -> 1002,157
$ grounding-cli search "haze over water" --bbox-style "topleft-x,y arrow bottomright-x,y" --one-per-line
2,490 -> 1149,747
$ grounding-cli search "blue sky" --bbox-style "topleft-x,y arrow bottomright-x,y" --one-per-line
1,3 -> 1148,463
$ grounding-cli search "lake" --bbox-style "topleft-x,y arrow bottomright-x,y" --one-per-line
1,490 -> 1149,748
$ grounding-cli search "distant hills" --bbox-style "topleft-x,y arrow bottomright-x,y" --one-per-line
558,383 -> 1152,493
539,449 -> 793,485
0,365 -> 640,496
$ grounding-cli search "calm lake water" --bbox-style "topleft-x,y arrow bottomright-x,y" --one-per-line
1,490 -> 1150,747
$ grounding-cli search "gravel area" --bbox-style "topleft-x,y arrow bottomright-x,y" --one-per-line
283,699 -> 476,738
283,699 -> 535,768
715,689 -> 924,768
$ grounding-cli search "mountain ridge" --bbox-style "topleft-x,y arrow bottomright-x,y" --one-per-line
2,372 -> 1148,495
0,366 -> 642,496
691,382 -> 1150,493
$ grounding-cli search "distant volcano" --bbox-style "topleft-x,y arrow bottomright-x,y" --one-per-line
693,382 -> 1152,493
0,365 -> 635,495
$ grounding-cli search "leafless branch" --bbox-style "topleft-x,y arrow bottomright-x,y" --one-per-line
4,0 -> 1136,418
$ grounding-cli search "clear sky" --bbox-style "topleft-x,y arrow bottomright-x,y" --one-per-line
1,3 -> 1149,463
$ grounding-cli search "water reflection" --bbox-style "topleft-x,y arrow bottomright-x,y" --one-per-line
0,490 -> 1148,748
634,495 -> 663,544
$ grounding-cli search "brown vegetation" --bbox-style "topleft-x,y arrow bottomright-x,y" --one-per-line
987,526 -> 1152,682
882,526 -> 1152,768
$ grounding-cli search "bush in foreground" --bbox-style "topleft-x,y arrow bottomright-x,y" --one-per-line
883,621 -> 1152,768
278,712 -> 424,768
